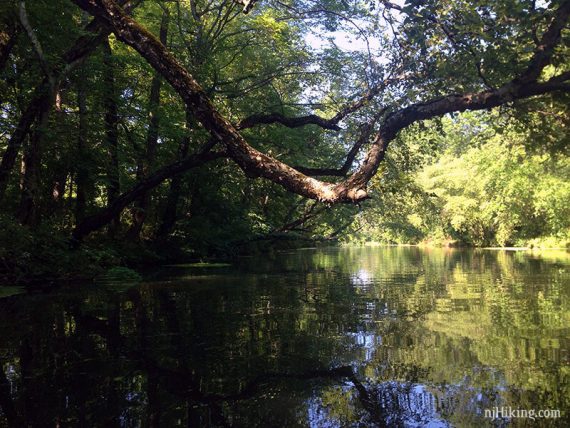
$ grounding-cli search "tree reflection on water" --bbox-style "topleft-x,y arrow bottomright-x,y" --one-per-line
0,247 -> 568,426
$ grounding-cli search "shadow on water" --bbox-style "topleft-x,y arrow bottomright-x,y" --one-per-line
0,247 -> 568,427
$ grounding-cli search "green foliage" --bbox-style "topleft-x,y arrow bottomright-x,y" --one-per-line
0,286 -> 25,299
94,266 -> 142,291
0,0 -> 568,284
0,214 -> 121,284
349,111 -> 570,248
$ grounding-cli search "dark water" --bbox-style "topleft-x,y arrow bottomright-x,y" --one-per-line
0,246 -> 568,427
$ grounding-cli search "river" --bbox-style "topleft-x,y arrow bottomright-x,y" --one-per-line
0,246 -> 568,427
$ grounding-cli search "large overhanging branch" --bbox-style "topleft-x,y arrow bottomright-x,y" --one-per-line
70,0 -> 354,203
70,0 -> 570,207
238,111 -> 344,131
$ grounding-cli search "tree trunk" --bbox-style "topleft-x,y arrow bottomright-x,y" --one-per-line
50,90 -> 69,212
0,19 -> 18,74
72,0 -> 570,205
75,65 -> 89,222
127,8 -> 169,240
156,109 -> 192,238
0,85 -> 49,201
17,100 -> 50,226
0,15 -> 112,202
102,38 -> 121,236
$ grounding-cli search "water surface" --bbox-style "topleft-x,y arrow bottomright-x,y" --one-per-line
0,246 -> 568,427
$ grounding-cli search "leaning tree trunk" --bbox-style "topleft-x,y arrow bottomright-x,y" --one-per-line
72,150 -> 224,243
65,0 -> 570,242
71,0 -> 570,207
127,8 -> 169,240
102,38 -> 121,237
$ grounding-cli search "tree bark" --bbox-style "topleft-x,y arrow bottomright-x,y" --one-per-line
17,96 -> 51,226
75,65 -> 89,222
70,0 -> 350,203
102,38 -> 121,236
156,108 -> 192,238
127,8 -> 169,240
65,0 -> 570,244
71,0 -> 570,208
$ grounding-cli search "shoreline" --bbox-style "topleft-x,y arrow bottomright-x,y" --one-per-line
347,241 -> 569,251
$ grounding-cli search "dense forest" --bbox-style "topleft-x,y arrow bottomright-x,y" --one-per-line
0,0 -> 569,284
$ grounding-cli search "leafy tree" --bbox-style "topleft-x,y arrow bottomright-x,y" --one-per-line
350,111 -> 570,247
0,0 -> 568,281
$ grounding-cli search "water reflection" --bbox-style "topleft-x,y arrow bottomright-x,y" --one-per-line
0,247 -> 568,427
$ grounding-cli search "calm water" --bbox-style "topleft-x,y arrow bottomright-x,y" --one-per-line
0,246 -> 568,427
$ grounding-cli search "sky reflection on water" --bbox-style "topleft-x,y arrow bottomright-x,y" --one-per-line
0,246 -> 568,427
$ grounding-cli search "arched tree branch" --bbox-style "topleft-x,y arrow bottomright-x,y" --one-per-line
69,0 -> 570,231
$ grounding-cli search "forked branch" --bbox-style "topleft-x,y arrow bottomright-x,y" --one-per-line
69,0 -> 570,217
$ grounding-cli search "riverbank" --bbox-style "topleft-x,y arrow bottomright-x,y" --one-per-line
2,221 -> 567,288
347,238 -> 570,251
0,220 -> 328,287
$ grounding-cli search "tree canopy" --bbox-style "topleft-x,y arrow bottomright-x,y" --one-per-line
0,0 -> 568,281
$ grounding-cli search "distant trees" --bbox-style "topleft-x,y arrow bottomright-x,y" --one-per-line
349,111 -> 570,247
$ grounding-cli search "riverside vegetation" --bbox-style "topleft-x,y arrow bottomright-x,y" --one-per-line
0,0 -> 569,285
